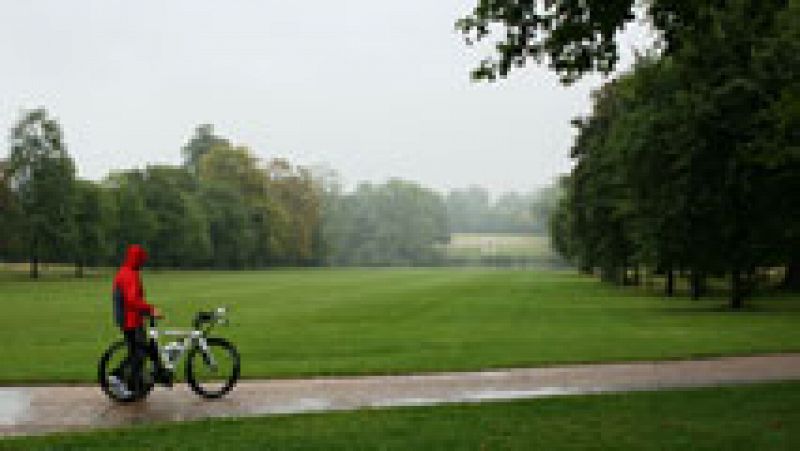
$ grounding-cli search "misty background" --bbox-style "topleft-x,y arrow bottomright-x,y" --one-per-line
0,0 -> 650,195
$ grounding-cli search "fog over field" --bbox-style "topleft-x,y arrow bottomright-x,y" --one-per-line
0,0 -> 651,194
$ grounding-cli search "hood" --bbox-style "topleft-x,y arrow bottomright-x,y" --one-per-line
123,244 -> 148,270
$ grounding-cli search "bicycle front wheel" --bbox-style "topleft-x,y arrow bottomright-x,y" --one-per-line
186,337 -> 240,399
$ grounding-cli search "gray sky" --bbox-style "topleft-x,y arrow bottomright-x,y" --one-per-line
0,0 -> 651,194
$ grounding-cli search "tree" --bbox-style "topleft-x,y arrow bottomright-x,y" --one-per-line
666,0 -> 800,307
138,166 -> 211,267
182,124 -> 230,176
198,143 -> 270,266
456,1 -> 769,83
263,159 -> 324,265
446,186 -> 557,234
324,180 -> 449,266
199,180 -> 256,268
483,1 -> 798,308
492,192 -> 537,233
446,186 -> 491,233
7,109 -> 76,278
105,170 -> 158,264
457,0 -> 635,82
529,183 -> 563,235
746,0 -> 800,290
0,160 -> 24,260
72,180 -> 108,277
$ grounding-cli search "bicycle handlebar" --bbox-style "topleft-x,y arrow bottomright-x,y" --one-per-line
143,312 -> 164,328
143,308 -> 227,329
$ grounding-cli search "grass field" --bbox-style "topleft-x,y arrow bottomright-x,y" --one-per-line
0,268 -> 798,383
2,382 -> 798,449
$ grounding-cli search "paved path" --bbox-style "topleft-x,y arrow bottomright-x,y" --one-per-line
2,354 -> 799,437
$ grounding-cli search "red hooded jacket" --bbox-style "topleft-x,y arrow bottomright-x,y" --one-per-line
113,245 -> 155,330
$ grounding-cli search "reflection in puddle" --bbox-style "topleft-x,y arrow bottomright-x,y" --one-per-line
462,387 -> 584,400
0,390 -> 29,426
370,387 -> 593,409
370,397 -> 445,408
254,397 -> 334,415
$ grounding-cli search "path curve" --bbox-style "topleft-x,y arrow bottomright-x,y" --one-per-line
2,354 -> 800,437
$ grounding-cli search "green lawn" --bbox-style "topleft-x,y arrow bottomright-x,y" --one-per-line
0,268 -> 798,383
2,382 -> 798,449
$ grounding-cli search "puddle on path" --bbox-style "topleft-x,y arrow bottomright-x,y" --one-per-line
461,387 -> 586,400
254,397 -> 335,415
0,389 -> 29,426
368,387 -> 593,408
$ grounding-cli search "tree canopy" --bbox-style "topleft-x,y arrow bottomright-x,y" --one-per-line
457,0 -> 789,83
548,1 -> 800,307
2,114 -> 478,272
323,180 -> 449,266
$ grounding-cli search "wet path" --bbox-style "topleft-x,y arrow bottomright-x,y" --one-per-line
2,354 -> 799,437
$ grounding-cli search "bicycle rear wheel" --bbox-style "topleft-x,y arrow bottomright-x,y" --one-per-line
98,340 -> 154,402
186,337 -> 240,399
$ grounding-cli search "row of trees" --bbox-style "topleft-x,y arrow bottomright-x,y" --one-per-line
322,183 -> 562,266
1,117 -> 325,275
323,180 -> 449,266
446,185 -> 559,235
1,113 -> 556,273
458,0 -> 798,307
545,2 -> 799,307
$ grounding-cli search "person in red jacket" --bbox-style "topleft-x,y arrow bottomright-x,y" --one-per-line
114,244 -> 156,329
109,244 -> 168,396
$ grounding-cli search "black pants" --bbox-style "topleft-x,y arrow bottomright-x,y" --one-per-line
120,327 -> 163,391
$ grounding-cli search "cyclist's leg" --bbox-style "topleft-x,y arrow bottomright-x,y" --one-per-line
109,328 -> 132,378
144,335 -> 172,384
127,327 -> 147,392
144,337 -> 161,367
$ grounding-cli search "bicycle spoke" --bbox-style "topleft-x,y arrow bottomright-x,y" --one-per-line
188,339 -> 239,397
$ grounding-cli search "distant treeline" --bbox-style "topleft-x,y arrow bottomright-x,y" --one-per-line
446,185 -> 558,235
548,2 -> 799,308
0,116 -> 555,274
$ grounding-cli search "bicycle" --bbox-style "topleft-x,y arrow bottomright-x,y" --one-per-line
98,307 -> 240,402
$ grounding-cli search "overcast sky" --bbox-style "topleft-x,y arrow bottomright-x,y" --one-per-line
0,0 -> 652,194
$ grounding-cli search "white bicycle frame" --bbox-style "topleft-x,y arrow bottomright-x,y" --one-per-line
146,307 -> 228,371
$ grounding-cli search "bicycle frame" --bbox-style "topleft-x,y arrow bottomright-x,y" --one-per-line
145,308 -> 227,371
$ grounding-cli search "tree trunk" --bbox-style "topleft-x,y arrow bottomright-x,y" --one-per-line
632,266 -> 641,286
600,266 -> 614,283
75,260 -> 84,278
665,269 -> 674,297
690,270 -> 704,300
783,261 -> 800,290
730,268 -> 744,309
30,255 -> 39,279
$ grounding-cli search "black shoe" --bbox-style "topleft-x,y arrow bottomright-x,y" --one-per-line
155,369 -> 173,387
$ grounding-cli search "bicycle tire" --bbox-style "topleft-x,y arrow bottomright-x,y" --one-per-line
98,340 -> 154,402
186,337 -> 240,399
